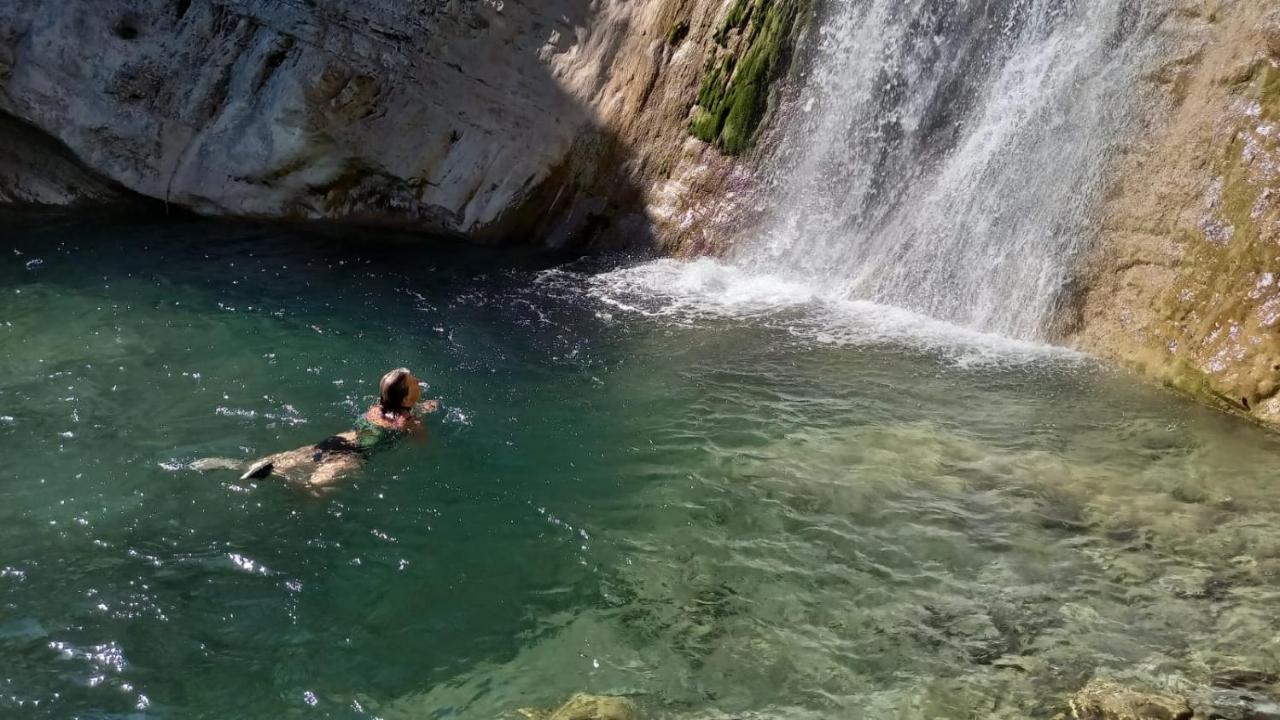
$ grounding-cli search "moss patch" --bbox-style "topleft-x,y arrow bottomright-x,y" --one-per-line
714,0 -> 753,45
691,0 -> 808,154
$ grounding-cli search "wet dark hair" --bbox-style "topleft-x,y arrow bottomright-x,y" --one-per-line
379,368 -> 414,412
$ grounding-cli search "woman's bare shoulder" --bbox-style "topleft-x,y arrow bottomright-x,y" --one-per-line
365,406 -> 418,430
363,406 -> 390,426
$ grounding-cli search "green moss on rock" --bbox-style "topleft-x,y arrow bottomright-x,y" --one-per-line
691,0 -> 808,154
715,0 -> 753,45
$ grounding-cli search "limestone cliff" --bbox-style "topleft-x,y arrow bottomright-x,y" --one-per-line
0,0 -> 808,248
1068,0 -> 1280,425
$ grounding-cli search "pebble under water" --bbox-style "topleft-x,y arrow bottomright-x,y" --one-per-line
2,217 -> 1279,719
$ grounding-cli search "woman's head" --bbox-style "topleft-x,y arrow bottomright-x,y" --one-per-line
379,368 -> 421,411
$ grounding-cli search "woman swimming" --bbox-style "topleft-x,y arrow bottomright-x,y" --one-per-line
193,368 -> 438,487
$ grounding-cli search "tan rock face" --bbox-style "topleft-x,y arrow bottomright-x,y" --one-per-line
1068,0 -> 1280,426
0,0 -> 804,248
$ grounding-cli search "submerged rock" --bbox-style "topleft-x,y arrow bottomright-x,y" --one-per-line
517,693 -> 639,720
1066,680 -> 1192,720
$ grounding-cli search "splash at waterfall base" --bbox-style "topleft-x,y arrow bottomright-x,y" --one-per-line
689,0 -> 1280,434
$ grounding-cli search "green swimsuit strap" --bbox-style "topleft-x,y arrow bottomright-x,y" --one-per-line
353,415 -> 401,454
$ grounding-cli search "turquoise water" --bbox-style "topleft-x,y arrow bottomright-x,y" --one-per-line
3,217 -> 1280,719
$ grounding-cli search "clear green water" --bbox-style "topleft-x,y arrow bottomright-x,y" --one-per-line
3,217 -> 1280,719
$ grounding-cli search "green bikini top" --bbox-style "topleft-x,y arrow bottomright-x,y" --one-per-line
353,415 -> 403,454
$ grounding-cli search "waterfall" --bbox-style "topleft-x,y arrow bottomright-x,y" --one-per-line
736,0 -> 1168,339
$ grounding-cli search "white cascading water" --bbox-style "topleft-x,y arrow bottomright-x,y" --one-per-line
734,0 -> 1169,339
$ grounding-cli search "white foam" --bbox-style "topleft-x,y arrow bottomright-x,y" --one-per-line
547,258 -> 1082,366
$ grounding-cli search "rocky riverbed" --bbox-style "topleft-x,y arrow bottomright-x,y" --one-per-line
513,681 -> 1280,720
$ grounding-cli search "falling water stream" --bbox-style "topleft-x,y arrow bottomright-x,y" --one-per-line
730,0 -> 1168,338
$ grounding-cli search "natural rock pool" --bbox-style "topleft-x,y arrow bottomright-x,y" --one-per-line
3,218 -> 1279,719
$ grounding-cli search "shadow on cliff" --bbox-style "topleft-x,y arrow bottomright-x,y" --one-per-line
403,0 -> 663,256
0,0 -> 661,255
0,110 -> 166,211
480,122 -> 662,256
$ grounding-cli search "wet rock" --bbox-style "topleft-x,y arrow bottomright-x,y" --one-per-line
517,693 -> 639,720
991,654 -> 1044,674
1067,680 -> 1192,720
1067,0 -> 1280,432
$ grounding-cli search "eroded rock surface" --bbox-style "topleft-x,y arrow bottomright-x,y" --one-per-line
0,0 -> 808,247
1066,681 -> 1193,720
1069,0 -> 1280,426
517,693 -> 638,720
